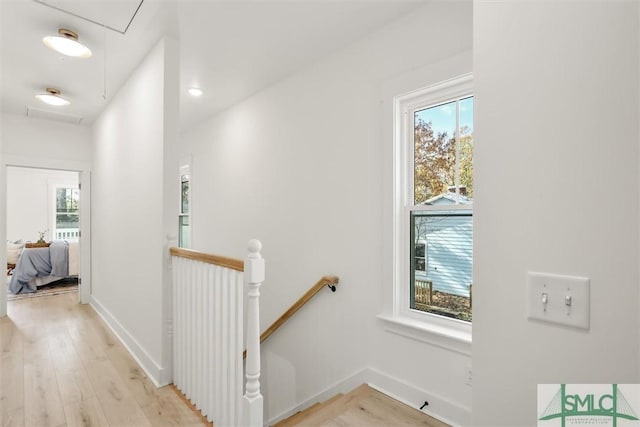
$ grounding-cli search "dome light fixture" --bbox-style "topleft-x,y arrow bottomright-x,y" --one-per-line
36,88 -> 70,106
43,29 -> 92,58
188,87 -> 204,97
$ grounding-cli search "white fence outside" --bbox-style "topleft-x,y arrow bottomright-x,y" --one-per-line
55,228 -> 80,240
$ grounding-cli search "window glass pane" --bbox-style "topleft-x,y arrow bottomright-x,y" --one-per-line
179,215 -> 190,248
56,213 -> 79,229
459,96 -> 474,200
414,101 -> 457,205
181,175 -> 190,214
55,188 -> 80,233
411,210 -> 473,322
56,188 -> 79,213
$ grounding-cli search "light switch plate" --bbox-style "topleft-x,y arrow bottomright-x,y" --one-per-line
526,272 -> 590,330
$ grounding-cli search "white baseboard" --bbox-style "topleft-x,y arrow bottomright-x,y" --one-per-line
365,367 -> 471,427
89,295 -> 170,388
266,366 -> 471,427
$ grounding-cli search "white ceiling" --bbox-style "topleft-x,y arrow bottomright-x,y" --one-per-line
0,0 -> 426,130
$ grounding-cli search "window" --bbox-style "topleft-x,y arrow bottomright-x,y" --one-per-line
179,165 -> 191,248
55,187 -> 79,239
392,74 -> 473,337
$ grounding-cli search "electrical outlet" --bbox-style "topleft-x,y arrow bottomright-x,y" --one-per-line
465,366 -> 472,386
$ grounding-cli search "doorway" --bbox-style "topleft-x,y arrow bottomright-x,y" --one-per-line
2,158 -> 91,317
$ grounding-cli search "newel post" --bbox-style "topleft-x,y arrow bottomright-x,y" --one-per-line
243,239 -> 264,427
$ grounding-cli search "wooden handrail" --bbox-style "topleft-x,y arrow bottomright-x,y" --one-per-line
169,247 -> 244,272
243,275 -> 339,359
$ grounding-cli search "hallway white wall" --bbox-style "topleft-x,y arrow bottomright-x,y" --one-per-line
91,37 -> 179,385
473,1 -> 640,425
1,113 -> 91,162
180,2 -> 472,424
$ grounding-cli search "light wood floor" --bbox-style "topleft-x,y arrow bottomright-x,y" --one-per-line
0,292 -> 208,427
276,384 -> 451,427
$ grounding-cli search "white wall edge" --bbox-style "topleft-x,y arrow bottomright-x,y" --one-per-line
89,295 -> 169,387
266,366 -> 471,427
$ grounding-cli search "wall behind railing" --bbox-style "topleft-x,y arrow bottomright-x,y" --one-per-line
179,2 -> 472,424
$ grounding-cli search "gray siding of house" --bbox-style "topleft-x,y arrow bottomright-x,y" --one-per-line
415,215 -> 472,297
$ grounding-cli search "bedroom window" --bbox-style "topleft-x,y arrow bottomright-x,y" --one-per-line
55,187 -> 79,240
392,74 -> 473,333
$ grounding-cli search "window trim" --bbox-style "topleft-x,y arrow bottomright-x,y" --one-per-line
384,74 -> 473,354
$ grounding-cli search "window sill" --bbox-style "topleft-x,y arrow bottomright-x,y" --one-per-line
376,313 -> 472,356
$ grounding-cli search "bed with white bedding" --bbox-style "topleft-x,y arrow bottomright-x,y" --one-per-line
7,240 -> 79,294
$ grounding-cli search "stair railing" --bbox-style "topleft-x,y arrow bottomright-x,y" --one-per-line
243,275 -> 339,360
243,240 -> 265,427
170,240 -> 264,427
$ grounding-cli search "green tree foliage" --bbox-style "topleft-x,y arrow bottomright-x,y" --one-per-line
414,119 -> 473,204
458,125 -> 473,198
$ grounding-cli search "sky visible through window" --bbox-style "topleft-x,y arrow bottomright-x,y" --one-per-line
415,96 -> 474,137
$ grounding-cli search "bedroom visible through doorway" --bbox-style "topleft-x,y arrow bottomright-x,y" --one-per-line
6,166 -> 81,303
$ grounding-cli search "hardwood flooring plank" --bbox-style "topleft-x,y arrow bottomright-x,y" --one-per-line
0,353 -> 24,427
290,385 -> 450,427
104,345 -> 159,408
55,369 -> 96,406
85,358 -> 151,427
0,407 -> 24,427
48,330 -> 84,374
67,322 -> 109,365
0,319 -> 22,356
63,397 -> 110,427
23,351 -> 66,427
141,386 -> 209,426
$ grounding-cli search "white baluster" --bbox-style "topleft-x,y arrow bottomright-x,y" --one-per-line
243,239 -> 264,427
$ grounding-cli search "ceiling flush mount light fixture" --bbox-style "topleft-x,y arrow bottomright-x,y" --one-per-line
188,87 -> 204,97
36,88 -> 70,106
43,28 -> 92,58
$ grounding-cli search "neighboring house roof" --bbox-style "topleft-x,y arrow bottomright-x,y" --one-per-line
423,191 -> 472,206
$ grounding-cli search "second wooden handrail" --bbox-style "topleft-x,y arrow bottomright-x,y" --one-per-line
243,275 -> 339,359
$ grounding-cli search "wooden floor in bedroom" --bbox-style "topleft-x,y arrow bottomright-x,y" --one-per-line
0,292 -> 209,427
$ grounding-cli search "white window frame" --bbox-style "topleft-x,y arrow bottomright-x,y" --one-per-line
380,74 -> 473,354
53,187 -> 80,238
48,176 -> 80,241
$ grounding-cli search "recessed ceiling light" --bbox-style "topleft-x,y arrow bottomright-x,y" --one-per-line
43,29 -> 92,58
188,87 -> 204,97
35,88 -> 70,106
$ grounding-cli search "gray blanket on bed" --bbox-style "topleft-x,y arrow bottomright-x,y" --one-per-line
8,240 -> 69,294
